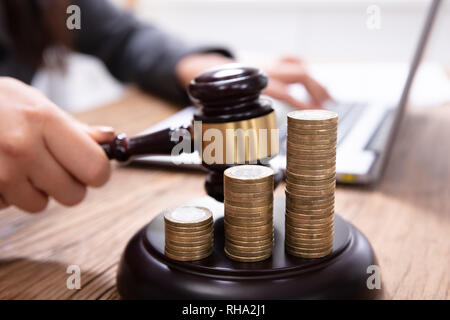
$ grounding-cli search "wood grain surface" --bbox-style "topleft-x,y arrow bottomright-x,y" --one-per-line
0,88 -> 448,300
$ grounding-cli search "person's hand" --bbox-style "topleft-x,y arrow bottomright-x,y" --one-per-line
263,56 -> 332,109
0,77 -> 114,213
177,54 -> 331,109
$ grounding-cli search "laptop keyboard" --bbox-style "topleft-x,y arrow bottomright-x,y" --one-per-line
325,101 -> 368,145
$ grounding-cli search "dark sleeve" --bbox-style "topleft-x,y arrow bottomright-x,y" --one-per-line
72,0 -> 233,104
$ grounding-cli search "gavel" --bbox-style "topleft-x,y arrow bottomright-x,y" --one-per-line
102,64 -> 281,201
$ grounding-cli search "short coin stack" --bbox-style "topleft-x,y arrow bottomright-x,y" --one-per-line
164,206 -> 214,261
285,110 -> 338,258
224,165 -> 274,262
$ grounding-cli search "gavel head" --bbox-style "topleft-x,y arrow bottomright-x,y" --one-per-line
188,64 -> 279,201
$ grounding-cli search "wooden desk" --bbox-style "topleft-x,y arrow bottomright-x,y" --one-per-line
0,88 -> 448,300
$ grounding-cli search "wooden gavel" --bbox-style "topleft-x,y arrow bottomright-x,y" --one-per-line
101,64 -> 280,201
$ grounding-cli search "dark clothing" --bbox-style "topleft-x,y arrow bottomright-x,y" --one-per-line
0,0 -> 231,104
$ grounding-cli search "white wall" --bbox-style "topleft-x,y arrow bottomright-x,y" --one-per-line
132,0 -> 450,63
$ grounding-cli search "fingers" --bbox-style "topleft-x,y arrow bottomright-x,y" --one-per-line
265,81 -> 315,110
302,76 -> 332,107
280,56 -> 304,65
43,111 -> 111,188
28,140 -> 87,207
0,195 -> 9,210
2,180 -> 48,213
80,124 -> 115,144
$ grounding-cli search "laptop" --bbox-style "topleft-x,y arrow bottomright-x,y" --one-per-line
132,0 -> 442,185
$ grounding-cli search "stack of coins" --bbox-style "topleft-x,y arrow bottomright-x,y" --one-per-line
164,206 -> 214,261
223,165 -> 274,262
285,110 -> 338,258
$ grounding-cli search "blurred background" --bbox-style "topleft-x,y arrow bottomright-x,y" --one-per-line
33,0 -> 450,112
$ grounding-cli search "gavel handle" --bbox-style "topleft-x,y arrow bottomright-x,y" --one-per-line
101,125 -> 192,162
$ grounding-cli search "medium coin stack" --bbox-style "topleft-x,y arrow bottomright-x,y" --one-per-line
164,206 -> 214,261
285,110 -> 338,258
223,165 -> 274,262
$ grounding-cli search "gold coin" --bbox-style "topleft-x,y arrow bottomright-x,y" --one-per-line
286,160 -> 335,170
225,203 -> 273,215
286,176 -> 335,186
225,245 -> 273,258
286,200 -> 335,211
224,214 -> 272,225
287,132 -> 337,142
165,241 -> 212,252
286,143 -> 336,153
286,179 -> 336,192
285,233 -> 333,245
285,189 -> 334,200
286,207 -> 334,218
285,219 -> 334,230
285,225 -> 333,236
287,163 -> 335,172
164,248 -> 213,262
285,243 -> 333,254
286,167 -> 335,177
287,110 -> 338,123
288,123 -> 338,132
165,221 -> 213,233
286,206 -> 334,218
287,127 -> 337,136
285,247 -> 332,259
285,215 -> 334,226
286,148 -> 336,157
286,179 -> 335,190
224,192 -> 273,204
165,245 -> 212,257
226,237 -> 273,248
286,197 -> 334,208
165,237 -> 214,247
285,221 -> 334,233
285,239 -> 333,251
164,231 -> 213,242
285,187 -> 334,198
225,241 -> 273,252
224,165 -> 274,183
286,169 -> 335,180
286,202 -> 335,213
224,220 -> 273,233
286,186 -> 334,197
225,217 -> 272,228
165,226 -> 213,237
224,189 -> 273,199
286,157 -> 336,167
286,208 -> 334,219
227,232 -> 274,242
224,248 -> 272,262
285,224 -> 333,235
164,206 -> 212,228
225,197 -> 273,208
225,187 -> 274,196
286,151 -> 337,161
224,180 -> 273,192
225,211 -> 272,220
286,141 -> 336,151
225,227 -> 273,238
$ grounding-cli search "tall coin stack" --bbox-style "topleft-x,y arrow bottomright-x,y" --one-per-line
164,206 -> 214,261
285,110 -> 338,258
223,165 -> 274,262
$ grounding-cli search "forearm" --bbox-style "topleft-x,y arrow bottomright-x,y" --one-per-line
175,53 -> 234,89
